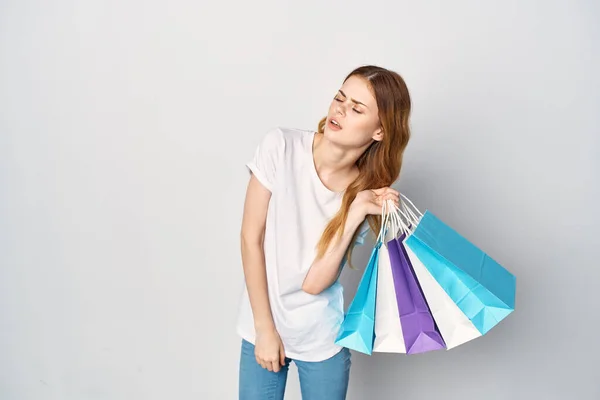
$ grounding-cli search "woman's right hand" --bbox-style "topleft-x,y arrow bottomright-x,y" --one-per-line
254,327 -> 286,373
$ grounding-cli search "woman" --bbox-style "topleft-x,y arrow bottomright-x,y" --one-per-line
237,65 -> 411,399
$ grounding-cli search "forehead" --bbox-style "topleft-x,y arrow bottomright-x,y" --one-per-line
340,75 -> 376,108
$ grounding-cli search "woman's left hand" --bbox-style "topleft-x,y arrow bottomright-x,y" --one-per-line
351,187 -> 400,218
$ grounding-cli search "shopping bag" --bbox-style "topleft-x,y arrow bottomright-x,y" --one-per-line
403,244 -> 482,349
401,197 -> 516,335
334,242 -> 380,355
373,226 -> 407,353
387,199 -> 482,349
388,233 -> 446,354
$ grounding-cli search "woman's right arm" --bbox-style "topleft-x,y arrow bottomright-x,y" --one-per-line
240,173 -> 286,373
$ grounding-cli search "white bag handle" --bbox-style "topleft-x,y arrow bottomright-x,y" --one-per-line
376,193 -> 423,243
378,199 -> 404,244
381,199 -> 412,238
399,202 -> 419,228
400,193 -> 423,219
390,201 -> 412,237
375,199 -> 391,245
388,200 -> 400,236
390,203 -> 398,239
386,199 -> 404,236
382,193 -> 422,231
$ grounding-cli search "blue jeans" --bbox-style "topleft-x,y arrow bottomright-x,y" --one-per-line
238,339 -> 351,400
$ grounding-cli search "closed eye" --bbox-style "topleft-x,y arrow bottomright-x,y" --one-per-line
335,97 -> 363,114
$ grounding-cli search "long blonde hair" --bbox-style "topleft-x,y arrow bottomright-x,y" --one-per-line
315,65 -> 412,267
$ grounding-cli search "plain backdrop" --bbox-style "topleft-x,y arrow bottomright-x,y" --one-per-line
1,1 -> 599,399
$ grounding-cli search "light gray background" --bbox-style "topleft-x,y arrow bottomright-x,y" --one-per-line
1,1 -> 598,399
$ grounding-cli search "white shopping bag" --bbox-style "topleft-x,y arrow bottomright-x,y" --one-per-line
396,197 -> 482,349
404,245 -> 482,349
373,210 -> 407,353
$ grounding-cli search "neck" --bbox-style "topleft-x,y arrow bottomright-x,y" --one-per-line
312,132 -> 367,186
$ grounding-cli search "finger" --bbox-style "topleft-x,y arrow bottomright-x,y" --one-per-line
377,193 -> 397,206
272,360 -> 280,373
385,193 -> 400,203
266,361 -> 274,372
256,356 -> 268,370
280,347 -> 286,366
373,188 -> 399,202
381,188 -> 399,197
380,191 -> 399,199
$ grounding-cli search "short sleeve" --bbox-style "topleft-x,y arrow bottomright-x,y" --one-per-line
246,128 -> 285,192
354,220 -> 370,246
339,220 -> 371,268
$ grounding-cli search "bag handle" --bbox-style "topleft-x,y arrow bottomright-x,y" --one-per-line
377,193 -> 423,243
377,199 -> 404,244
375,199 -> 392,245
390,201 -> 412,237
399,193 -> 423,221
381,199 -> 410,238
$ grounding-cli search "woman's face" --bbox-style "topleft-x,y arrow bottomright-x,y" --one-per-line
324,75 -> 383,148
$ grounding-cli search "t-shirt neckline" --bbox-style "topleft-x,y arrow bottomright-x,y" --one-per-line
308,131 -> 345,197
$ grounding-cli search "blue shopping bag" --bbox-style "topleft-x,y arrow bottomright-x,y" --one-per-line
335,242 -> 381,355
404,211 -> 516,335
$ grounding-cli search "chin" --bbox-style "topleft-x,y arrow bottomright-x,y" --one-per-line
323,125 -> 341,140
324,127 -> 373,150
323,127 -> 352,147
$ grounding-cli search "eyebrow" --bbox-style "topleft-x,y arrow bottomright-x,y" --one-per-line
338,90 -> 369,109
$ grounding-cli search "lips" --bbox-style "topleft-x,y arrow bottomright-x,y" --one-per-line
329,117 -> 343,129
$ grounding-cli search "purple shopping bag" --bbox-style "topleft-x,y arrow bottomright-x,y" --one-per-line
388,234 -> 446,354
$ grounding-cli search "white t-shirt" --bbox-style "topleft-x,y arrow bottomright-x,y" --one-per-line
236,127 -> 369,362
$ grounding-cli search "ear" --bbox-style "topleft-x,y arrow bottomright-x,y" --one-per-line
372,126 -> 384,142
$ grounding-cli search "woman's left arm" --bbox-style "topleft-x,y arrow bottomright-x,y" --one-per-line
302,187 -> 399,295
301,204 -> 366,295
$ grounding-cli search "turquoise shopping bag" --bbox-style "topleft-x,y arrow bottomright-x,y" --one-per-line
404,211 -> 516,335
335,242 -> 381,355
